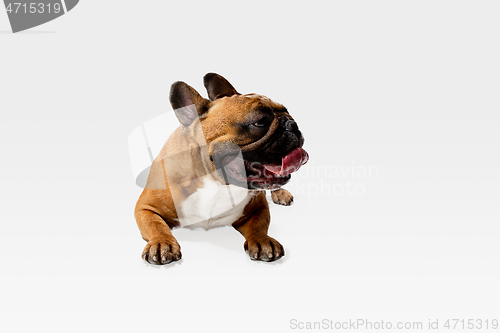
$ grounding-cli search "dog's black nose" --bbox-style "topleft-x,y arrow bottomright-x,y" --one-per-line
285,119 -> 298,132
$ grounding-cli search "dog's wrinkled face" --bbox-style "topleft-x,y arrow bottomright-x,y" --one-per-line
170,73 -> 308,190
206,94 -> 307,190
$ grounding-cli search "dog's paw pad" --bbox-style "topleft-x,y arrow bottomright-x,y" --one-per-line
244,237 -> 285,262
271,189 -> 294,206
142,237 -> 182,265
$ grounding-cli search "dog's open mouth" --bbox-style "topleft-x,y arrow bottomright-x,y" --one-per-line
220,148 -> 309,189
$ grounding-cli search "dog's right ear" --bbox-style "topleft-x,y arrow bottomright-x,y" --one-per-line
170,81 -> 211,127
203,73 -> 240,101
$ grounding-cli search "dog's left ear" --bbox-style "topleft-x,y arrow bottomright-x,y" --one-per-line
170,81 -> 211,127
203,73 -> 240,101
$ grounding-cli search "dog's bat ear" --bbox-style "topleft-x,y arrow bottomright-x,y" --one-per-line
203,73 -> 240,101
169,81 -> 211,126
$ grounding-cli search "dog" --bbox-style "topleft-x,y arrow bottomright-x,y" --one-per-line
134,73 -> 308,264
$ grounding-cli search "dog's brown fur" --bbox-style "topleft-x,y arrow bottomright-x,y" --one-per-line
135,73 -> 303,264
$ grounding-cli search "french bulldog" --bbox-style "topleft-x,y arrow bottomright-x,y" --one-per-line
134,73 -> 308,264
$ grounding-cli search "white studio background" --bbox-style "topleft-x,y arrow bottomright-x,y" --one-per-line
1,1 -> 499,332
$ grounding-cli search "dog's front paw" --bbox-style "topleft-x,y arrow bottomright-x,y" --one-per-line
244,236 -> 285,262
142,236 -> 182,265
271,189 -> 293,206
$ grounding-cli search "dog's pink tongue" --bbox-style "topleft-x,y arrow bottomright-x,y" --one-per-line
263,148 -> 309,176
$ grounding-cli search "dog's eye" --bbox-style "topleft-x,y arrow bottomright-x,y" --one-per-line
253,118 -> 270,128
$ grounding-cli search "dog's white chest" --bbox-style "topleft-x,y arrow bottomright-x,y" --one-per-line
179,177 -> 253,229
